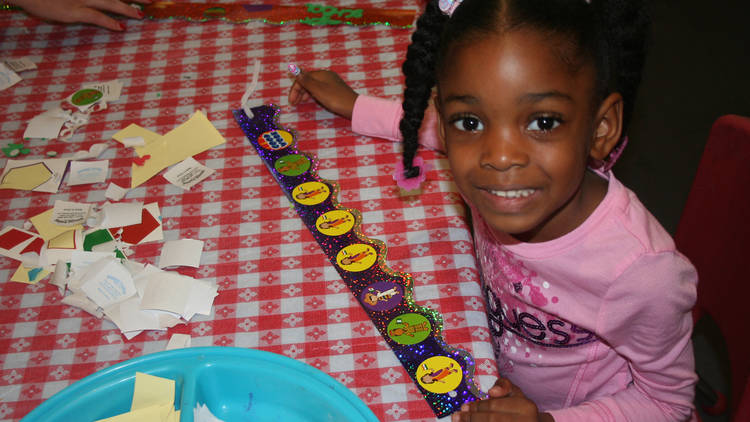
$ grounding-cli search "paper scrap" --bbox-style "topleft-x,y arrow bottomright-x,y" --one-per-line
51,201 -> 91,227
130,111 -> 226,188
131,372 -> 175,411
68,160 -> 109,185
10,263 -> 50,284
69,143 -> 108,160
165,333 -> 191,350
98,202 -> 143,228
30,208 -> 83,239
0,158 -> 69,192
121,136 -> 146,147
0,62 -> 21,91
112,124 -> 161,149
44,229 -> 83,266
80,257 -> 137,308
158,239 -> 203,268
23,107 -> 68,140
194,404 -> 225,422
108,202 -> 162,245
105,182 -> 129,201
67,251 -> 117,293
94,372 -> 178,422
61,291 -> 104,318
0,225 -> 44,266
3,57 -> 36,73
163,157 -> 214,190
140,269 -> 216,319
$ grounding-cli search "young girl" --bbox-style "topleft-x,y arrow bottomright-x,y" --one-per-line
288,0 -> 698,420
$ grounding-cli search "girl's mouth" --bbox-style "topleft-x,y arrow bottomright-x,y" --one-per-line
487,188 -> 536,199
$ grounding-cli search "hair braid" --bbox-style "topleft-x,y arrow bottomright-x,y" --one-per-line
399,0 -> 447,179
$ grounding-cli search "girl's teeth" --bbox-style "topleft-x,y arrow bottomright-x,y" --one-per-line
489,189 -> 535,198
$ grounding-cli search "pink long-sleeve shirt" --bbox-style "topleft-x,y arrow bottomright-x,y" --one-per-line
352,95 -> 698,421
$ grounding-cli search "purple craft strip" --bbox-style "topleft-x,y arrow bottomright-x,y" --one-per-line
234,105 -> 486,417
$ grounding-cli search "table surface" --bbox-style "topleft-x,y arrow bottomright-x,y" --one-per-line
0,2 -> 498,421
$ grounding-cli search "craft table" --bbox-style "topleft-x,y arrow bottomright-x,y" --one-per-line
0,2 -> 499,421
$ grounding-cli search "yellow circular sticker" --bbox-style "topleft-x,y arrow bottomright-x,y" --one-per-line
336,244 -> 377,272
257,130 -> 293,150
416,356 -> 463,394
292,181 -> 330,206
316,210 -> 355,236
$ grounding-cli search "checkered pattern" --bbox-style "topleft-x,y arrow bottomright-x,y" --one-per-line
0,3 -> 498,421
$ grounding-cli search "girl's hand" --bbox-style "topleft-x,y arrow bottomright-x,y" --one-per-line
451,377 -> 555,422
288,69 -> 358,120
9,0 -> 151,31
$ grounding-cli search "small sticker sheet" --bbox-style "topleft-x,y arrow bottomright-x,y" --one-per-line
3,57 -> 37,73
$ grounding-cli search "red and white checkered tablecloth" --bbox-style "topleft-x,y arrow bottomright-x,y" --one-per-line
0,2 -> 499,421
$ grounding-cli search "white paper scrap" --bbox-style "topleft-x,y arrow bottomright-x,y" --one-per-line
0,62 -> 21,91
158,239 -> 204,269
61,292 -> 104,318
121,136 -> 146,147
68,160 -> 109,186
99,202 -> 143,228
3,57 -> 36,73
182,279 -> 217,320
79,257 -> 137,308
166,333 -> 191,350
23,107 -> 68,139
69,143 -> 108,161
140,271 -> 191,315
194,403 -> 225,422
163,157 -> 215,190
105,182 -> 129,201
52,200 -> 91,226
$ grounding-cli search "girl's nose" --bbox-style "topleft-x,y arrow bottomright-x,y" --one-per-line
478,128 -> 529,171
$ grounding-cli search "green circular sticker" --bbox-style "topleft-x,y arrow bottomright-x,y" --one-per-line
274,154 -> 311,177
70,88 -> 103,106
387,313 -> 432,345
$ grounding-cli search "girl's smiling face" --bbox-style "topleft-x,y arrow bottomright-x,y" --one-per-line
437,29 -> 620,243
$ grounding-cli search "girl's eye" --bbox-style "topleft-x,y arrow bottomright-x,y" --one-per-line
452,116 -> 484,132
527,116 -> 561,132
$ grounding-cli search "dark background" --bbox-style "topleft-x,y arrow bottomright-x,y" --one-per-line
618,0 -> 750,234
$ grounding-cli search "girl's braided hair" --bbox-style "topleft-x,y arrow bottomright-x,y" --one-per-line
398,0 -> 651,180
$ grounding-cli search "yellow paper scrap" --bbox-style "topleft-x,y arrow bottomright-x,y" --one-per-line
10,263 -> 50,284
130,111 -> 226,188
95,403 -> 174,422
47,229 -> 78,249
30,209 -> 83,241
131,372 -> 175,411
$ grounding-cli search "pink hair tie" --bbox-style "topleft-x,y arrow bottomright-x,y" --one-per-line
438,0 -> 462,16
393,156 -> 430,191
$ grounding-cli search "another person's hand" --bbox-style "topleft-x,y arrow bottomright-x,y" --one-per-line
8,0 -> 151,31
451,377 -> 555,422
288,69 -> 358,120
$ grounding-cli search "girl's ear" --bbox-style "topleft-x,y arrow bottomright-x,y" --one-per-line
590,92 -> 624,161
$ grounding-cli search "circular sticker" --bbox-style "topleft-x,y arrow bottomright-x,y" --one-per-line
336,244 -> 377,272
316,210 -> 355,236
360,281 -> 403,312
387,313 -> 431,345
416,356 -> 463,394
258,130 -> 293,150
70,88 -> 103,107
274,154 -> 311,177
292,181 -> 330,206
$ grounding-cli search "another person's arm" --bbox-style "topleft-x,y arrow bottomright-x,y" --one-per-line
7,0 -> 150,31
